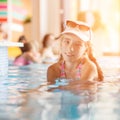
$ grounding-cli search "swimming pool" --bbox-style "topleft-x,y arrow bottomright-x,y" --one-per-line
0,56 -> 120,120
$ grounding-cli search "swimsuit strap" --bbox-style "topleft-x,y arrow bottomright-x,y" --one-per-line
60,61 -> 82,80
60,61 -> 66,78
76,64 -> 82,80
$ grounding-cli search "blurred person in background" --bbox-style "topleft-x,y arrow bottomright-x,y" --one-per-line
2,32 -> 8,41
0,32 -> 8,41
0,24 -> 2,40
14,42 -> 41,66
40,33 -> 59,63
0,23 -> 8,41
13,35 -> 29,59
7,35 -> 28,60
18,35 -> 28,43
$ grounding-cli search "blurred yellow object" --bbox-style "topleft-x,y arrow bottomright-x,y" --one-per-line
8,47 -> 22,58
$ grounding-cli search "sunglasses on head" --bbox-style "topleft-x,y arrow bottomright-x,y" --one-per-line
66,20 -> 90,31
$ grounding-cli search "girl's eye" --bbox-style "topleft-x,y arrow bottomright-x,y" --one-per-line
63,39 -> 70,44
66,40 -> 70,44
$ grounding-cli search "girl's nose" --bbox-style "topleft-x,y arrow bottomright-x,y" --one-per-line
68,44 -> 74,51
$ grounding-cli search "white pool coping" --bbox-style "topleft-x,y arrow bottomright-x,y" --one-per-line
0,41 -> 23,47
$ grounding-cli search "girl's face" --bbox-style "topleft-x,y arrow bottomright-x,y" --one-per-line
61,33 -> 87,62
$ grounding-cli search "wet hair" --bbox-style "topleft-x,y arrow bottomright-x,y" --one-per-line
86,41 -> 104,81
42,34 -> 54,48
20,43 -> 32,53
18,35 -> 27,42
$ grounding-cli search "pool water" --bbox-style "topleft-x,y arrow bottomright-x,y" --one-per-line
0,56 -> 120,120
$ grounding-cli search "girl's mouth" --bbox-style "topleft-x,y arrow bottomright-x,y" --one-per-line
65,53 -> 74,57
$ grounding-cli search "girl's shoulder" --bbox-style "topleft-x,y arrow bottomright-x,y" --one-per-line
48,61 -> 60,71
47,62 -> 61,83
47,61 -> 62,78
83,57 -> 97,70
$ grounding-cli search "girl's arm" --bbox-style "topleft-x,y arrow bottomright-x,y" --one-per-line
47,64 -> 59,84
47,66 -> 56,84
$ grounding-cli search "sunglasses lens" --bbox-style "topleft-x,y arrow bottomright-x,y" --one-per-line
66,20 -> 89,31
79,25 -> 89,31
67,21 -> 76,28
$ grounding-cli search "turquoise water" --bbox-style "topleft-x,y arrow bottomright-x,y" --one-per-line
0,57 -> 120,120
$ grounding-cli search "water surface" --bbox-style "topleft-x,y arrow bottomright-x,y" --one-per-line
0,57 -> 120,120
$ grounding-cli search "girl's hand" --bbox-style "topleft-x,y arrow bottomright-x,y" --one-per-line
59,80 -> 97,95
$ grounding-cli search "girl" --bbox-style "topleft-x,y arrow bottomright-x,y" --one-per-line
47,20 -> 104,84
